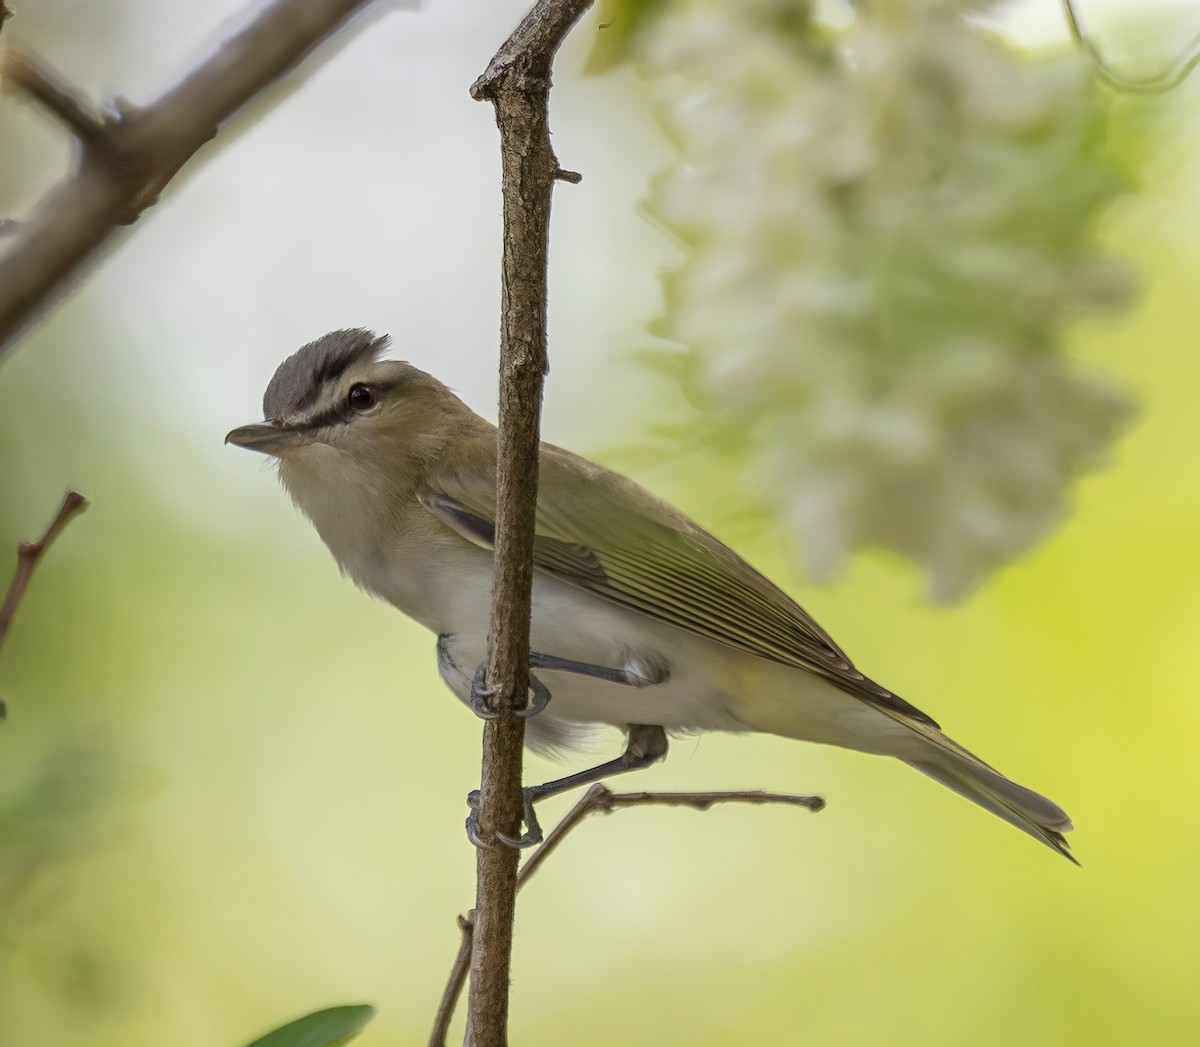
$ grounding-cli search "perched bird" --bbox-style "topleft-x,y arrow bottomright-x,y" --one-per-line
227,328 -> 1075,861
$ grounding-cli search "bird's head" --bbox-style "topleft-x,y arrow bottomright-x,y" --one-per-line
226,328 -> 465,466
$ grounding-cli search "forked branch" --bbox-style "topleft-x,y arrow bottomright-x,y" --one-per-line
0,0 -> 388,357
430,783 -> 824,1047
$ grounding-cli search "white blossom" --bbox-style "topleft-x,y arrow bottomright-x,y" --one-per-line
641,0 -> 1135,601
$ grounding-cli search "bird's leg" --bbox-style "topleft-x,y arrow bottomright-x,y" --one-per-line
528,651 -> 664,688
466,725 -> 669,849
463,646 -> 669,720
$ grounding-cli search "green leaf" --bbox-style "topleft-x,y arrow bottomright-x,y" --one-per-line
241,1004 -> 376,1047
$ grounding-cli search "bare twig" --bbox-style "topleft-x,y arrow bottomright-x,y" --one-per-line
465,2 -> 592,1045
0,0 -> 391,357
517,783 -> 825,888
432,783 -> 824,1041
1062,0 -> 1200,94
429,911 -> 475,1047
0,491 -> 89,719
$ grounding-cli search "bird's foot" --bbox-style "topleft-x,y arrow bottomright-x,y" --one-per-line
468,664 -> 500,720
464,787 -> 545,849
468,662 -> 552,719
464,790 -> 489,848
497,787 -> 545,847
517,672 -> 551,718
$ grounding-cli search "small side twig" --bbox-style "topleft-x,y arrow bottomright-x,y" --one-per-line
430,782 -> 823,1044
0,52 -> 108,144
0,491 -> 89,719
0,491 -> 88,653
517,783 -> 825,888
429,910 -> 475,1047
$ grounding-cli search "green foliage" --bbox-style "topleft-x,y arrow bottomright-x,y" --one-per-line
241,1005 -> 375,1047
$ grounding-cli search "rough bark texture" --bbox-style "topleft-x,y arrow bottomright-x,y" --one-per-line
466,2 -> 592,1044
0,0 -> 389,356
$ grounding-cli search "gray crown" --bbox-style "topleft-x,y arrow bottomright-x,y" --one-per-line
263,328 -> 391,420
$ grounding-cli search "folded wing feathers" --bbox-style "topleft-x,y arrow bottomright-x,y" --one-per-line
421,485 -> 939,728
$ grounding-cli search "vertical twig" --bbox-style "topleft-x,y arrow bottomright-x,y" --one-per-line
466,2 -> 592,1045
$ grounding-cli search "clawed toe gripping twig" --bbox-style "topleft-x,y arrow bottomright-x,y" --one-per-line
468,663 -> 551,720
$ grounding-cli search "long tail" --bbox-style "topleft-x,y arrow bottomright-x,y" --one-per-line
737,674 -> 1076,861
905,745 -> 1076,864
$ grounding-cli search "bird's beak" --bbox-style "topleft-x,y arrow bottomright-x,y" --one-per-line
225,421 -> 304,455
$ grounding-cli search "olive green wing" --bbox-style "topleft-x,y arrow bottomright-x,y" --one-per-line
421,445 -> 937,728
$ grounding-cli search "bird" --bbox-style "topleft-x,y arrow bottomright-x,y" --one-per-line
226,328 -> 1075,862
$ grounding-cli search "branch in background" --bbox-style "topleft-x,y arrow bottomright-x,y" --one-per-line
0,0 -> 390,357
0,490 -> 89,719
465,1 -> 592,1044
1062,0 -> 1200,93
428,911 -> 475,1047
429,783 -> 825,1046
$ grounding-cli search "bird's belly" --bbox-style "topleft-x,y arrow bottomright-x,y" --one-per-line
412,558 -> 907,758
438,629 -> 742,732
435,574 -> 749,734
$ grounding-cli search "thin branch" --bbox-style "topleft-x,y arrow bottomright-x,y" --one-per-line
1062,0 -> 1200,94
0,491 -> 89,719
432,783 -> 825,1040
517,783 -> 825,889
0,0 -> 391,358
465,2 -> 592,1046
429,911 -> 475,1047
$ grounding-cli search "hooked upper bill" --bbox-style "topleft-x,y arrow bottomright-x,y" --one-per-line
224,422 -> 302,454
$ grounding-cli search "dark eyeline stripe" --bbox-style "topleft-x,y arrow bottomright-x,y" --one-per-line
288,379 -> 400,433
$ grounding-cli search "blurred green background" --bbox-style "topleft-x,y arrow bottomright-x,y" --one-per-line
2,1 -> 1199,1045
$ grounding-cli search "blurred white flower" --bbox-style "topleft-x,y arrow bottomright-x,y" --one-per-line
641,0 -> 1135,601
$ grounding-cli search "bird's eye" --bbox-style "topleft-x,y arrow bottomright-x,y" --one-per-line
347,384 -> 376,412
